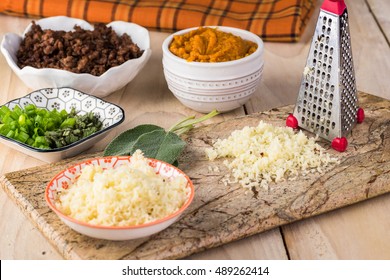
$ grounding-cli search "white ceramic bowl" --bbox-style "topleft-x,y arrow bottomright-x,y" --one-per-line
162,26 -> 264,113
0,87 -> 124,162
45,156 -> 194,240
0,16 -> 152,97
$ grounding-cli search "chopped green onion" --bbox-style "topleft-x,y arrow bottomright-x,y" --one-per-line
6,130 -> 15,138
0,123 -> 10,135
60,117 -> 76,129
18,114 -> 26,126
16,130 -> 29,143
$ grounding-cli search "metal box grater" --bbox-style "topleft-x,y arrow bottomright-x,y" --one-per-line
286,0 -> 364,152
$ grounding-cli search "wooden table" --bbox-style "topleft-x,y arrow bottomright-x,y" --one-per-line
1,0 -> 389,259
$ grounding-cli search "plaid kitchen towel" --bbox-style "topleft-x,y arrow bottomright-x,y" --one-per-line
0,0 -> 315,42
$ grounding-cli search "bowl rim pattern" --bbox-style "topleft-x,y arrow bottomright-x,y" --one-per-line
163,64 -> 264,91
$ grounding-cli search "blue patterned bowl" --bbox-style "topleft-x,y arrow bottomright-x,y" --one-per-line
0,87 -> 125,162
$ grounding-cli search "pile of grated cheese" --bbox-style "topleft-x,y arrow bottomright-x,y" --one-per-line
56,150 -> 189,227
205,121 -> 339,189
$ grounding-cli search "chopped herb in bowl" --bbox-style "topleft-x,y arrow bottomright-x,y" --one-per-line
0,104 -> 102,149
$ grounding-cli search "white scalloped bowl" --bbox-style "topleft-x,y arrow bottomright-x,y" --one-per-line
45,156 -> 194,240
162,26 -> 264,113
0,16 -> 152,97
0,87 -> 125,162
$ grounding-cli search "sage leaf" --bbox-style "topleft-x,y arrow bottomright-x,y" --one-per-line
103,124 -> 163,156
103,110 -> 219,165
129,130 -> 186,165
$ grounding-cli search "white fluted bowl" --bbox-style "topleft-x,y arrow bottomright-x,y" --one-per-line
1,16 -> 152,97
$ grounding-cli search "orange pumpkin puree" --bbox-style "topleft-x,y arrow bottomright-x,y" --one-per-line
169,27 -> 258,62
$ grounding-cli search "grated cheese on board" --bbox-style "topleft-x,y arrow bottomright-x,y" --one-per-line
205,121 -> 339,189
56,150 -> 189,227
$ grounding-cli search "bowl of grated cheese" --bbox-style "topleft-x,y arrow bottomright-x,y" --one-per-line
45,150 -> 194,240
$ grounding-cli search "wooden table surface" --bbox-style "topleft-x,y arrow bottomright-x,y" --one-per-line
1,0 -> 390,260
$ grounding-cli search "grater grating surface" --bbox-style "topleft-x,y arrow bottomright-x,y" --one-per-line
292,4 -> 359,142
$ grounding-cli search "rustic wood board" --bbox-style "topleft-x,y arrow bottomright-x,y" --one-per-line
1,92 -> 389,260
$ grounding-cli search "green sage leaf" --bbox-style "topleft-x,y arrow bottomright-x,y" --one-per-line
129,130 -> 186,165
103,124 -> 163,156
103,110 -> 219,165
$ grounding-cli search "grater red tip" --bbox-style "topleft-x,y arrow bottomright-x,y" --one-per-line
331,137 -> 348,152
357,107 -> 365,123
286,114 -> 298,129
321,0 -> 346,16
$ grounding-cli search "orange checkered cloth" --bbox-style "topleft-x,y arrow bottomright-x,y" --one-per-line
0,0 -> 315,42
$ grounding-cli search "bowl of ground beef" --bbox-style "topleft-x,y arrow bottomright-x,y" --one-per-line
0,16 -> 151,97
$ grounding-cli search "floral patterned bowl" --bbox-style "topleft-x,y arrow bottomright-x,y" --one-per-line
45,155 -> 194,240
0,87 -> 125,162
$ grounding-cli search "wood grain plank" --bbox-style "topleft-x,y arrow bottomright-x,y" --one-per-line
366,0 -> 390,43
346,0 -> 390,100
283,193 -> 390,259
187,229 -> 288,260
0,190 -> 62,259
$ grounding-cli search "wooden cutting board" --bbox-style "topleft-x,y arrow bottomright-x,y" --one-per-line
1,92 -> 389,260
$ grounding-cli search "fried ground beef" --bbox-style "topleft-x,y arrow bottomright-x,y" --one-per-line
16,22 -> 144,76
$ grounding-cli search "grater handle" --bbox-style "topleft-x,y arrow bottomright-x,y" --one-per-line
321,0 -> 346,15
